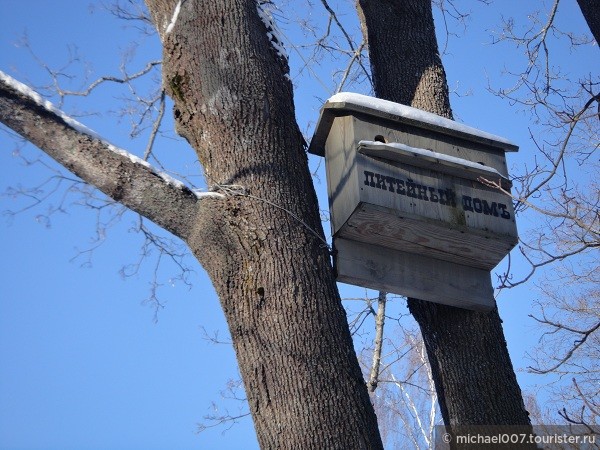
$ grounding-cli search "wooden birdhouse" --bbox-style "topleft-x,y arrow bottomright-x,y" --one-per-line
308,93 -> 519,311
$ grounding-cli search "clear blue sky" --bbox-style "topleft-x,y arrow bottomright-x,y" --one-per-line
0,1 -> 596,449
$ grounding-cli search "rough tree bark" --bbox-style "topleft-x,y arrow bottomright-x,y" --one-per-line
0,1 -> 384,448
357,0 -> 533,428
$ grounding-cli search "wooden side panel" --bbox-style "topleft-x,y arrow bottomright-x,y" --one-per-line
357,142 -> 512,189
338,204 -> 514,270
325,116 -> 360,235
351,153 -> 517,268
357,153 -> 517,236
334,238 -> 495,311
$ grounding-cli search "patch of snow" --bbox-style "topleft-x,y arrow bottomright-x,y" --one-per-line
1,70 -> 104,141
256,1 -> 288,62
0,69 -> 190,192
192,190 -> 226,199
329,92 -> 517,149
165,1 -> 182,34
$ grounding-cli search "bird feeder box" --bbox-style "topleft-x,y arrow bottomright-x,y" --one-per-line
308,93 -> 519,311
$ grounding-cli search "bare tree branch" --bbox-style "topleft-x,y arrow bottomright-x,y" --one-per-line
319,0 -> 371,89
53,60 -> 161,99
527,317 -> 600,374
0,71 -> 201,241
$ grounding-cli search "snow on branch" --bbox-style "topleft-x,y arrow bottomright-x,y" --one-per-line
166,0 -> 182,34
0,70 -> 100,140
0,70 -> 228,239
0,69 -> 190,192
256,1 -> 288,63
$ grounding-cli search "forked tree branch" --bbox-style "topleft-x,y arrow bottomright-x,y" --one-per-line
0,71 -> 201,241
527,317 -> 600,374
319,0 -> 371,88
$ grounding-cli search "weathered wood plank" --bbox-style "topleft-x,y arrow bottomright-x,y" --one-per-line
339,203 -> 515,270
334,238 -> 495,311
357,151 -> 517,236
357,141 -> 512,189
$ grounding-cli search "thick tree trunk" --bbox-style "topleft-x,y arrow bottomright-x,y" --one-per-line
357,0 -> 452,119
145,1 -> 383,448
358,0 -> 532,428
